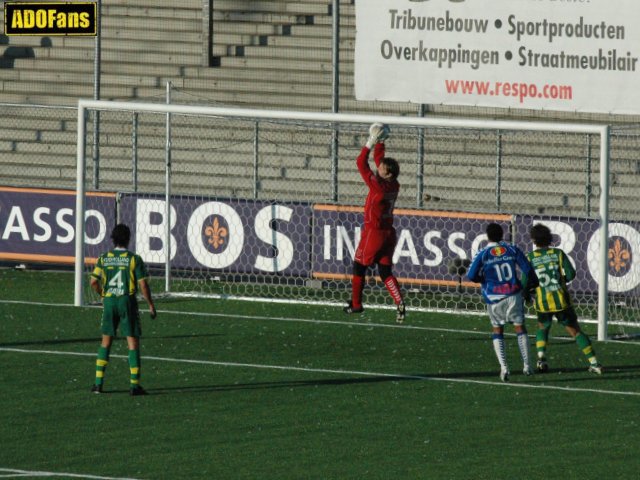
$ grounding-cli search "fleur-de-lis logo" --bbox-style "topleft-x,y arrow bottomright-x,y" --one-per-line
608,238 -> 631,273
204,217 -> 228,249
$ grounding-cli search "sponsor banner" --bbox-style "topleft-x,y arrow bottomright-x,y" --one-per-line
515,216 -> 640,295
355,0 -> 640,114
118,194 -> 312,276
312,204 -> 511,286
4,2 -> 97,36
4,187 -> 636,296
0,186 -> 116,264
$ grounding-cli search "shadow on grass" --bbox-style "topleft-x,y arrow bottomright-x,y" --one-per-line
87,363 -> 640,396
0,337 -> 98,347
533,364 -> 640,383
0,333 -> 223,348
106,368 -> 520,396
115,374 -> 425,396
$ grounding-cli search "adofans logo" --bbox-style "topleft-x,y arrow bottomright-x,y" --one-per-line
5,2 -> 97,36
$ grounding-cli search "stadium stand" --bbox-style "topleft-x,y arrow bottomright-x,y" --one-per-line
0,0 -> 638,218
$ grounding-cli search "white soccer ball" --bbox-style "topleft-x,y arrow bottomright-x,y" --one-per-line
369,122 -> 390,141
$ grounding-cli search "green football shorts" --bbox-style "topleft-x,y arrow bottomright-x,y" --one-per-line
537,307 -> 578,328
100,295 -> 142,338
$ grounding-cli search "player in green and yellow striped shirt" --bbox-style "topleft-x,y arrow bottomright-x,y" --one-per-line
90,223 -> 157,395
522,223 -> 602,375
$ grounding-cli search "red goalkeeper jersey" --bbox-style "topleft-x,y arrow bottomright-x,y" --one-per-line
356,143 -> 399,230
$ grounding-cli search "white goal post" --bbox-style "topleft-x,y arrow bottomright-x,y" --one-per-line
73,99 -> 614,340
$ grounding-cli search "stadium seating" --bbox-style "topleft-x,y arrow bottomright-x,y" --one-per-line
0,0 -> 638,219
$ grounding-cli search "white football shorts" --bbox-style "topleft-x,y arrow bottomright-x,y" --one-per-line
487,294 -> 524,327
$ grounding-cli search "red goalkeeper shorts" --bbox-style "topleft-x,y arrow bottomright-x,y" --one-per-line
354,227 -> 397,267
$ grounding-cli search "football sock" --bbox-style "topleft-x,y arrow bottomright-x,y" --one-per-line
517,330 -> 531,368
536,326 -> 550,359
383,276 -> 403,305
95,346 -> 110,386
492,333 -> 508,370
128,349 -> 141,388
575,332 -> 598,364
351,274 -> 365,309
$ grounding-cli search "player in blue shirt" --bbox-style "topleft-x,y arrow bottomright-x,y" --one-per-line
467,223 -> 538,381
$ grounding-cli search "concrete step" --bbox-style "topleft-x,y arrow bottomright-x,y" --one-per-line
211,33 -> 269,47
0,115 -> 72,133
2,73 -> 331,98
213,0 -> 331,16
212,11 -> 314,26
0,29 -> 201,48
289,24 -> 355,39
423,160 -> 591,182
1,80 -> 139,100
7,57 -> 187,76
41,84 -> 332,109
4,70 -> 170,88
93,140 -> 333,162
179,77 -> 329,94
104,0 -> 201,8
218,55 -> 353,73
211,22 -> 286,36
53,37 -> 202,54
101,28 -> 201,43
0,127 -> 76,143
609,158 -> 640,175
102,4 -> 202,20
2,139 -> 77,156
100,15 -> 201,32
181,65 -> 333,83
0,69 -> 20,80
263,35 -> 355,49
18,46 -> 201,65
0,45 -> 36,65
609,182 -> 640,198
315,14 -> 354,27
0,38 -> 52,50
239,45 -> 353,61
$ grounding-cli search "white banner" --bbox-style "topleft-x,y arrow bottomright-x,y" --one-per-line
355,0 -> 640,114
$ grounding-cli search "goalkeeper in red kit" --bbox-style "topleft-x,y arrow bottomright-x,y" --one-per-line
344,123 -> 406,323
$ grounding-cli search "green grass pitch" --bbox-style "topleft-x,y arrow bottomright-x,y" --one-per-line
1,268 -> 640,479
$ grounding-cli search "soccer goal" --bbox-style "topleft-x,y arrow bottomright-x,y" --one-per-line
73,99 -> 640,340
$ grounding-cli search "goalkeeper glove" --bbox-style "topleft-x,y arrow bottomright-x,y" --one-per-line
366,122 -> 390,149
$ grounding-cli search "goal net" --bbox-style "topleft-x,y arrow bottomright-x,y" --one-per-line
73,100 -> 640,340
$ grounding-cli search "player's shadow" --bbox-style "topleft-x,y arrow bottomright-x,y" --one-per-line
147,333 -> 224,341
0,337 -> 98,347
124,368 -> 513,396
536,364 -> 640,383
139,374 -> 422,396
0,333 -> 222,348
423,370 -> 505,379
102,363 -> 640,395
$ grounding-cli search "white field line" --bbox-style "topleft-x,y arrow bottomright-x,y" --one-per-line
0,467 -> 141,479
1,298 -> 638,396
1,346 -> 639,398
0,298 -> 615,342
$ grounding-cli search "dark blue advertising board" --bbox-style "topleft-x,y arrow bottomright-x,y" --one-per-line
0,186 -> 116,264
515,216 -> 640,295
311,204 -> 512,287
118,194 -> 312,276
3,187 -> 638,297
